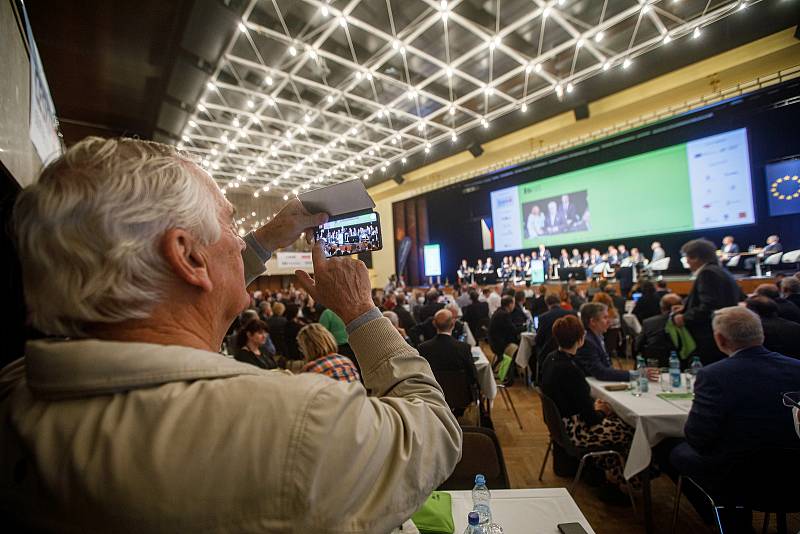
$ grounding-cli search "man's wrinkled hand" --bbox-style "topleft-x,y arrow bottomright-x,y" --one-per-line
294,242 -> 375,325
253,198 -> 328,252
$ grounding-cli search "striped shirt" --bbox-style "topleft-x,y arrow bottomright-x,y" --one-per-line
302,354 -> 361,384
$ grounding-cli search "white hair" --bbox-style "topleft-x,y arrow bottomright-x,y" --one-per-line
14,137 -> 222,336
712,306 -> 764,349
382,310 -> 400,328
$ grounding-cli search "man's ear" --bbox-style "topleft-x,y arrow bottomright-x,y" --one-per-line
161,228 -> 214,292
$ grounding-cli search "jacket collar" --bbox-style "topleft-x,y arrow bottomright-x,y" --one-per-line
729,345 -> 773,359
24,339 -> 263,400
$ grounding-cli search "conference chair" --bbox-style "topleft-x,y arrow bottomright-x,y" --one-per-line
725,255 -> 740,269
670,447 -> 800,534
496,369 -> 523,430
437,427 -> 510,490
762,252 -> 783,277
592,262 -> 608,276
645,257 -> 670,279
435,369 -> 480,426
536,388 -> 636,512
781,249 -> 800,267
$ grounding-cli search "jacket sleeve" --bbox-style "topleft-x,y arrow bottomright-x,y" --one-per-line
242,233 -> 270,285
683,270 -> 723,327
575,342 -> 630,382
291,317 -> 462,533
684,368 -> 725,454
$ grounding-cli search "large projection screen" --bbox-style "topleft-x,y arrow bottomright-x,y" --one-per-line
490,128 -> 755,252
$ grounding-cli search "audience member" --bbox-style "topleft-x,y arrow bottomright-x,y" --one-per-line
655,280 -> 670,300
540,315 -> 635,497
318,306 -> 350,353
632,280 -> 661,325
489,295 -> 522,360
417,310 -> 480,416
606,287 -> 626,318
535,294 -> 576,356
659,307 -> 800,527
753,283 -> 800,323
267,301 -> 288,356
462,290 -> 490,341
486,285 -> 502,317
529,285 -> 549,317
511,290 -> 531,329
782,276 -> 800,309
672,239 -> 742,365
2,137 -> 460,531
258,300 -> 272,322
651,241 -> 666,262
383,310 -> 413,345
234,318 -> 278,370
283,303 -> 306,360
298,323 -> 361,383
419,289 -> 445,322
592,292 -> 622,356
575,303 -> 631,382
744,296 -> 800,359
635,293 -> 683,367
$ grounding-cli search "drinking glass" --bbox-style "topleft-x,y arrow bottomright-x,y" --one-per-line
646,358 -> 659,382
660,368 -> 672,392
629,369 -> 642,397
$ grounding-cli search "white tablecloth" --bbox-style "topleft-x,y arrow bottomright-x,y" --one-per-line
450,488 -> 595,533
472,346 -> 497,401
587,377 -> 691,479
516,331 -> 536,368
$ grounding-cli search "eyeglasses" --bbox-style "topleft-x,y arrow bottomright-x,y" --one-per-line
783,392 -> 800,409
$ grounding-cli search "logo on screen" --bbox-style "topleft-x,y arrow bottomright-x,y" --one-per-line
770,175 -> 800,201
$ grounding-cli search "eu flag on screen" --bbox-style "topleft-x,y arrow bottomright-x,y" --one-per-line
765,159 -> 800,217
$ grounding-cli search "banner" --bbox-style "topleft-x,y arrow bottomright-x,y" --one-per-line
275,251 -> 313,270
397,236 -> 412,277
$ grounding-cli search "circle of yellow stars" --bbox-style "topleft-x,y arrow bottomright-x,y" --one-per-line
771,175 -> 800,200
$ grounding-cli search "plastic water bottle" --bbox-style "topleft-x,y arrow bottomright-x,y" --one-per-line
669,352 -> 681,389
686,356 -> 703,393
464,512 -> 483,534
636,356 -> 649,393
472,474 -> 492,525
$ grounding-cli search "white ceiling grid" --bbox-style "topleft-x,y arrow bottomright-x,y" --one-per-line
177,0 -> 762,199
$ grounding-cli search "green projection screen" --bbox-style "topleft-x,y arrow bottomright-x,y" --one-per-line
490,128 -> 755,252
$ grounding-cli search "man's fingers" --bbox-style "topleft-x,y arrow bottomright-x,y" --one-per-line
295,270 -> 317,298
310,240 -> 327,271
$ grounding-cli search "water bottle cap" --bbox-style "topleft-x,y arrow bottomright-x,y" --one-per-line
475,474 -> 485,485
468,512 -> 480,525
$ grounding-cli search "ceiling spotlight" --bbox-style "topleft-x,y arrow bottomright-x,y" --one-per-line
321,5 -> 329,17
555,83 -> 563,96
399,46 -> 406,56
525,64 -> 533,74
451,131 -> 458,142
391,137 -> 397,145
177,143 -> 184,150
603,61 -> 611,71
401,157 -> 407,164
557,0 -> 566,5
266,97 -> 276,106
283,194 -> 289,200
212,162 -> 220,169
440,0 -> 448,8
350,127 -> 358,135
288,45 -> 297,56
211,148 -> 218,156
663,34 -> 672,44
594,31 -> 604,42
623,58 -> 632,69
368,149 -> 375,156
247,99 -> 255,109
642,4 -> 650,13
363,174 -> 368,180
307,48 -> 318,60
446,67 -> 453,78
366,72 -> 373,81
265,75 -> 274,86
206,81 -> 216,91
566,83 -> 574,93
449,105 -> 456,115
238,22 -> 247,33
417,122 -> 425,132
576,38 -> 584,48
326,94 -> 334,103
381,165 -> 387,172
338,16 -> 347,27
356,71 -> 363,81
220,133 -> 229,142
304,114 -> 312,124
481,118 -> 489,128
221,187 -> 227,195
197,103 -> 206,112
534,63 -> 543,73
188,120 -> 197,128
441,11 -> 449,22
693,27 -> 701,39
426,142 -> 432,149
253,191 -> 259,198
263,185 -> 269,192
232,117 -> 240,127
521,103 -> 528,112
424,146 -> 430,154
407,90 -> 417,100
377,109 -> 385,118
738,1 -> 746,10
542,7 -> 551,18
392,39 -> 400,50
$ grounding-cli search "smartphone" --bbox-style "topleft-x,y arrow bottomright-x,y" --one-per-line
314,209 -> 383,258
557,523 -> 588,534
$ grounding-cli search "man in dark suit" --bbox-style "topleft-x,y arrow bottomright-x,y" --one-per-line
672,239 -> 743,365
535,294 -> 576,356
527,285 -> 548,318
510,291 -> 530,329
462,290 -> 489,341
753,283 -> 800,323
538,244 -> 552,277
636,293 -> 683,366
719,235 -> 739,262
419,289 -> 445,322
489,296 -> 523,359
558,194 -> 579,226
418,310 -> 480,415
745,234 -> 783,272
782,277 -> 800,309
544,201 -> 566,234
575,302 -> 632,382
745,297 -> 800,359
663,306 -> 800,527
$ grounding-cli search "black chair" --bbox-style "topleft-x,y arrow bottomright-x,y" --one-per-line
496,371 -> 523,430
535,387 -> 636,511
670,447 -> 800,534
434,369 -> 479,421
438,426 -> 510,490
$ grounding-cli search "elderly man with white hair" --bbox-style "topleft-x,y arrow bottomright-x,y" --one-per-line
0,137 -> 460,532
656,306 -> 800,527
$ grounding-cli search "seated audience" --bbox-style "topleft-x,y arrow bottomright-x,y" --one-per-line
744,296 -> 800,359
535,294 -> 577,358
489,295 -> 522,360
257,300 -> 272,322
635,293 -> 683,367
267,301 -> 288,356
575,303 -> 631,382
419,289 -> 445,322
593,291 -> 623,356
659,307 -> 800,526
782,276 -> 800,309
632,280 -> 661,325
234,319 -> 278,370
283,303 -> 307,360
1,137 -> 460,531
511,290 -> 531,329
394,294 -> 417,331
753,283 -> 800,323
318,306 -> 353,357
529,285 -> 549,317
462,290 -> 490,340
383,310 -> 413,344
673,239 -> 742,365
540,315 -> 635,494
606,287 -> 626,318
417,310 -> 480,416
298,323 -> 361,384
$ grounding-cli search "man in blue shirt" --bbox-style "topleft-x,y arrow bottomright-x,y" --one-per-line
574,302 -> 631,382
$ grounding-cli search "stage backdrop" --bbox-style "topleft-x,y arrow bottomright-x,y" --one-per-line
394,79 -> 800,283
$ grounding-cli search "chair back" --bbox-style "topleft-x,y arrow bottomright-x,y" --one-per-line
764,252 -> 783,266
725,255 -> 740,268
437,426 -> 510,490
781,249 -> 800,263
648,257 -> 670,272
535,387 -> 579,457
434,369 -> 477,415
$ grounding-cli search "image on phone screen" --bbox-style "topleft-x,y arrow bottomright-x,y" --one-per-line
314,210 -> 383,258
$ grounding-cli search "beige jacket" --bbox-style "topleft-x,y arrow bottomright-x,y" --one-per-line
0,248 -> 461,533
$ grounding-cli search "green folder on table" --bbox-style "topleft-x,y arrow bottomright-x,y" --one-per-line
411,491 -> 454,534
657,392 -> 694,400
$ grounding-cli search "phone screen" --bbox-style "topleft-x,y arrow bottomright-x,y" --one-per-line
314,210 -> 383,257
557,523 -> 588,534
632,292 -> 642,302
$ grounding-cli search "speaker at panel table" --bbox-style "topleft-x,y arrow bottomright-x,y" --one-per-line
765,158 -> 800,217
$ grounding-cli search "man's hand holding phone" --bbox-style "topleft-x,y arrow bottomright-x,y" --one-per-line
295,241 -> 375,325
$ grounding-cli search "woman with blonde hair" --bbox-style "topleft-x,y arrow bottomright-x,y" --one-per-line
298,323 -> 361,383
